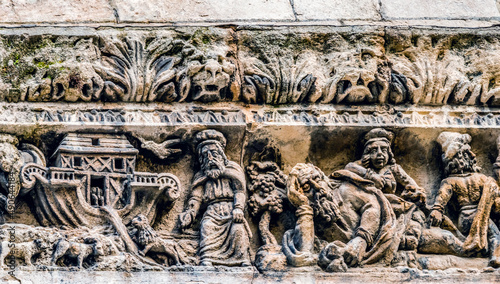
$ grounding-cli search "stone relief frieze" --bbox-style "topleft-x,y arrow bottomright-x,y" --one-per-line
2,103 -> 500,129
2,27 -> 500,279
2,30 -> 500,106
0,31 -> 237,104
0,126 -> 498,273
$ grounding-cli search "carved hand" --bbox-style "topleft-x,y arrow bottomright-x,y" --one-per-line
429,209 -> 443,227
366,169 -> 385,189
179,210 -> 194,229
402,185 -> 426,205
287,175 -> 310,208
232,208 -> 244,223
343,237 -> 367,267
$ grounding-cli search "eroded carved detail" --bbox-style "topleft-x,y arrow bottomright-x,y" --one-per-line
3,33 -> 500,107
95,38 -> 236,103
179,130 -> 252,266
281,129 -> 427,272
0,125 -> 500,273
247,161 -> 287,271
426,132 -> 500,268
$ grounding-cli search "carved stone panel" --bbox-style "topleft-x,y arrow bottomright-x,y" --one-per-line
1,25 -> 500,283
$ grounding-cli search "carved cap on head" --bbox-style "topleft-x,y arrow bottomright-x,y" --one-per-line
0,134 -> 18,146
364,128 -> 394,147
437,132 -> 471,160
195,129 -> 227,150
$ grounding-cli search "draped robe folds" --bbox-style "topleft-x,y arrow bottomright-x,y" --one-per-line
283,169 -> 399,266
331,170 -> 400,265
190,161 -> 252,266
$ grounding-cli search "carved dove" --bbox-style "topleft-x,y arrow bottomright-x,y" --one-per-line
137,137 -> 182,160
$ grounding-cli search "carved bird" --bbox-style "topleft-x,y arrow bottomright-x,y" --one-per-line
136,137 -> 182,160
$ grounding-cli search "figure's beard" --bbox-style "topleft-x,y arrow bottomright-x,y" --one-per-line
444,148 -> 480,175
313,183 -> 340,224
202,158 -> 226,179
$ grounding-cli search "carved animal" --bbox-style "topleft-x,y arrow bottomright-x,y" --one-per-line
130,214 -> 192,266
51,237 -> 104,269
0,238 -> 48,267
137,137 -> 182,159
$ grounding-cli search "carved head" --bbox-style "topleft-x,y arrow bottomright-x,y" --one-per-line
0,134 -> 21,173
290,163 -> 329,203
437,132 -> 480,175
323,48 -> 389,104
84,237 -> 105,257
188,58 -> 235,102
130,214 -> 157,247
34,238 -> 49,251
289,163 -> 340,223
195,130 -> 228,179
131,214 -> 149,229
361,128 -> 395,170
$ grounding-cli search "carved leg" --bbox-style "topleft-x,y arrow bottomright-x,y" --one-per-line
418,227 -> 463,255
160,241 -> 181,265
487,221 -> 500,268
51,250 -> 66,266
77,255 -> 85,269
169,246 -> 181,265
24,253 -> 32,266
141,243 -> 153,256
400,210 -> 425,251
51,240 -> 69,266
174,245 -> 189,265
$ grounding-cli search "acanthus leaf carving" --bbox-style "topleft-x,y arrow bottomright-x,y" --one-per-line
94,37 -> 183,102
94,37 -> 236,103
241,50 -> 323,104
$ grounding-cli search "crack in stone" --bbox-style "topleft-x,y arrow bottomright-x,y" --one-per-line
378,0 -> 385,20
288,0 -> 299,21
108,0 -> 120,24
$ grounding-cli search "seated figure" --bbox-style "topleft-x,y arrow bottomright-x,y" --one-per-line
428,132 -> 500,268
344,128 -> 426,251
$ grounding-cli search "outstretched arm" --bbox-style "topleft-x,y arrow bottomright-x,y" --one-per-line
288,175 -> 315,253
392,164 -> 426,204
179,185 -> 203,229
429,179 -> 453,227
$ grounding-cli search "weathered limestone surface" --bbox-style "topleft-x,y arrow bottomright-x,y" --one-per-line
0,0 -> 116,23
380,0 -> 500,19
293,0 -> 381,21
0,1 -> 500,283
114,0 -> 296,23
1,0 -> 500,25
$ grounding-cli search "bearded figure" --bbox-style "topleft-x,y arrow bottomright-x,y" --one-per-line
282,163 -> 398,272
179,130 -> 251,266
429,132 -> 500,268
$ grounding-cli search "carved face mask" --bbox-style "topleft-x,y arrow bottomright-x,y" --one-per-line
364,140 -> 390,170
200,143 -> 226,179
189,59 -> 233,102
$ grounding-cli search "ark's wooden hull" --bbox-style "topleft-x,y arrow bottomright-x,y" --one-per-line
22,164 -> 180,227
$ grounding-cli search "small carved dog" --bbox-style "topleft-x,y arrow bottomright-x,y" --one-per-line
51,237 -> 104,269
130,214 -> 194,265
0,238 -> 48,268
